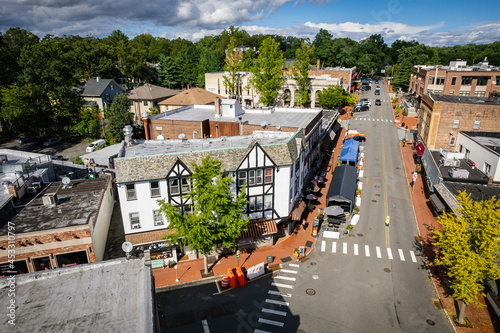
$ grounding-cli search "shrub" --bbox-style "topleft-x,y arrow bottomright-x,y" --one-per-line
346,225 -> 353,230
74,156 -> 84,165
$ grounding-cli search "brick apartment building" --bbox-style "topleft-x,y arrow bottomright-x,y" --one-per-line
409,59 -> 500,109
0,176 -> 114,275
418,94 -> 500,150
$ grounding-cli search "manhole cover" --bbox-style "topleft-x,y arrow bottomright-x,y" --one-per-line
372,200 -> 377,202
426,319 -> 435,326
310,261 -> 317,266
357,233 -> 363,237
297,329 -> 305,333
384,268 -> 391,273
375,194 -> 381,196
306,288 -> 316,296
197,310 -> 209,320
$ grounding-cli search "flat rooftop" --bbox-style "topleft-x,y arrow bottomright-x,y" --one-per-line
430,150 -> 489,184
152,104 -> 320,129
0,177 -> 108,235
122,131 -> 296,158
428,94 -> 500,105
461,131 -> 500,155
0,258 -> 153,332
442,181 -> 500,203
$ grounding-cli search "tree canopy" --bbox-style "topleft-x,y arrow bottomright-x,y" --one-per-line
105,94 -> 133,143
293,41 -> 315,107
317,85 -> 352,109
433,191 -> 500,324
158,155 -> 249,274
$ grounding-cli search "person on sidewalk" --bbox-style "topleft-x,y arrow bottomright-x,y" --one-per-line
302,219 -> 308,230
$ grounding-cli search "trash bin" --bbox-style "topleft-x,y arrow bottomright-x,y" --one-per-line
88,172 -> 98,179
267,256 -> 274,264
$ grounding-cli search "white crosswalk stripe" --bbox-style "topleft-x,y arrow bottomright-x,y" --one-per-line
268,290 -> 292,298
399,249 -> 405,261
365,245 -> 370,257
258,318 -> 284,327
332,241 -> 336,253
343,242 -> 348,254
265,299 -> 289,306
410,250 -> 417,263
288,263 -> 299,267
271,282 -> 294,289
354,243 -> 359,256
275,276 -> 296,281
387,248 -> 393,260
262,308 -> 287,316
376,246 -> 382,258
321,240 -> 326,252
280,269 -> 298,274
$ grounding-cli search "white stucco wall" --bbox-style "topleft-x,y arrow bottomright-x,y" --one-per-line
456,134 -> 500,182
90,176 -> 115,261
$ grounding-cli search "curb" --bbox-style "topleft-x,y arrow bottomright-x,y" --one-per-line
155,274 -> 224,293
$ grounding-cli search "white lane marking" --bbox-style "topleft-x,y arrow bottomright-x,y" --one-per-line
354,243 -> 359,256
280,269 -> 298,274
271,282 -> 294,289
321,240 -> 326,252
399,249 -> 405,261
258,318 -> 284,327
254,330 -> 272,333
332,241 -> 337,253
265,299 -> 289,306
365,245 -> 370,257
289,263 -> 300,267
268,290 -> 292,298
343,242 -> 347,254
376,246 -> 382,258
410,250 -> 417,263
387,248 -> 393,260
202,319 -> 210,333
275,276 -> 296,281
262,308 -> 287,316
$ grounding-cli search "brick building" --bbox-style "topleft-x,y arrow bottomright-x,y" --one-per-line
417,94 -> 500,150
0,176 -> 114,275
409,59 -> 500,110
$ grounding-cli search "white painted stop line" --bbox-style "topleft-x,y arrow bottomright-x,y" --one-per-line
265,299 -> 289,306
343,242 -> 347,254
332,241 -> 336,253
365,245 -> 370,257
410,250 -> 417,263
399,249 -> 405,261
280,269 -> 298,274
321,240 -> 326,252
376,246 -> 382,258
258,318 -> 284,327
387,248 -> 393,260
262,308 -> 287,316
354,243 -> 359,256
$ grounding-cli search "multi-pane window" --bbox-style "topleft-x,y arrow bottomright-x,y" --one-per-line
484,162 -> 491,176
248,170 -> 256,185
143,101 -> 148,106
434,90 -> 442,95
238,171 -> 247,187
264,195 -> 272,209
110,84 -> 114,90
449,90 -> 454,95
476,77 -> 488,86
496,76 -> 500,85
428,76 -> 434,85
461,77 -> 473,86
126,184 -> 137,200
465,149 -> 470,159
150,181 -> 160,197
265,168 -> 273,183
459,91 -> 470,96
248,196 -> 264,212
449,137 -> 456,146
451,77 -> 457,85
130,212 -> 140,229
256,169 -> 263,185
181,177 -> 190,193
436,77 -> 445,85
153,210 -> 164,226
169,179 -> 180,195
452,119 -> 460,129
473,120 -> 481,130
474,91 -> 485,97
105,94 -> 110,100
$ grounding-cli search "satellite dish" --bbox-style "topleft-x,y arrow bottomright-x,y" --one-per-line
62,177 -> 71,185
178,133 -> 185,139
260,121 -> 267,128
122,241 -> 133,257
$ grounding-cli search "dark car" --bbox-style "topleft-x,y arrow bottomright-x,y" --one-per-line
375,99 -> 381,105
355,105 -> 369,112
375,79 -> 379,84
43,138 -> 62,147
16,136 -> 35,144
374,90 -> 380,95
352,135 -> 366,142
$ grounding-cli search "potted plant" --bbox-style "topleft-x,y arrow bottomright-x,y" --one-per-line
168,260 -> 174,268
353,206 -> 359,214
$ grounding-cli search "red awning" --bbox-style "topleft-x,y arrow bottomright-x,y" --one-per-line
415,143 -> 425,156
291,201 -> 306,221
239,220 -> 278,239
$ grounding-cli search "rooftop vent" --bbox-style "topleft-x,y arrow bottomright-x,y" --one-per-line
42,193 -> 58,207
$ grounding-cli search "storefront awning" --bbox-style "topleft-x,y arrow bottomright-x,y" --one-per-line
239,220 -> 278,239
429,193 -> 446,213
291,201 -> 306,221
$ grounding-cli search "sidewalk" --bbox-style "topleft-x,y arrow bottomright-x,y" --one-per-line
399,116 -> 499,332
153,127 -> 347,289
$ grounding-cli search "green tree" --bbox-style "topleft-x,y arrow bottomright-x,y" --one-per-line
158,55 -> 182,89
392,44 -> 429,91
72,105 -> 101,139
293,41 -> 315,107
158,156 -> 249,274
317,85 -> 349,109
105,94 -> 133,142
313,29 -> 334,67
223,38 -> 244,98
433,191 -> 500,324
250,37 -> 285,106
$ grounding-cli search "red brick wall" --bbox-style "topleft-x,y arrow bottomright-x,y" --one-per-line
150,119 -> 207,139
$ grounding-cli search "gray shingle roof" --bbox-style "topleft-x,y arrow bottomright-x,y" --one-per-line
127,84 -> 181,101
80,78 -> 124,97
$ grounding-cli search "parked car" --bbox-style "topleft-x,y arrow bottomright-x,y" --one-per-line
360,101 -> 371,107
375,99 -> 381,105
86,139 -> 106,153
43,138 -> 62,147
359,98 -> 368,102
352,135 -> 366,142
17,136 -> 35,144
355,105 -> 369,112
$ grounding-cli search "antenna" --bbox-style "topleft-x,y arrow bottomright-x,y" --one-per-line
62,177 -> 70,185
122,241 -> 133,259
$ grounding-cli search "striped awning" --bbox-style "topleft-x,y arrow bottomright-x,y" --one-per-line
239,220 -> 278,239
291,201 -> 307,221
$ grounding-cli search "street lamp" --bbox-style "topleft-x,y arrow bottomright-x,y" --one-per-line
175,264 -> 179,282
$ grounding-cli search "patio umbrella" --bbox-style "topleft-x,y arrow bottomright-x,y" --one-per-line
324,205 -> 344,216
306,194 -> 318,201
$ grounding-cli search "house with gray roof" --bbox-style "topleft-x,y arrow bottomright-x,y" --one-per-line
80,77 -> 125,110
127,84 -> 181,123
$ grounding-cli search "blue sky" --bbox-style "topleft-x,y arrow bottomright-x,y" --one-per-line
1,0 -> 499,46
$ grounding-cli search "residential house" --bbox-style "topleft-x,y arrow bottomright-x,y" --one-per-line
157,87 -> 225,112
127,84 -> 180,123
80,77 -> 125,110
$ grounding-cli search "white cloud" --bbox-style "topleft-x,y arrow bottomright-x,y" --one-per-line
304,21 -> 444,36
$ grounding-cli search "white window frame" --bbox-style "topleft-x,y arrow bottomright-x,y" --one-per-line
126,184 -> 137,201
264,195 -> 272,210
248,170 -> 256,186
256,169 -> 263,185
238,171 -> 246,187
153,210 -> 164,226
484,162 -> 491,176
264,168 -> 273,183
169,179 -> 180,195
181,177 -> 191,193
150,181 -> 160,198
473,120 -> 481,130
130,212 -> 140,229
452,119 -> 460,129
449,136 -> 456,146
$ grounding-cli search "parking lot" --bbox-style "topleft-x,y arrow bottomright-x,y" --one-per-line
0,139 -> 89,162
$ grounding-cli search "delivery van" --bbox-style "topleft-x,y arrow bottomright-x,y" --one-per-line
86,139 -> 106,153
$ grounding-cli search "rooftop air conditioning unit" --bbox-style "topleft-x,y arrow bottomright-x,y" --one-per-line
27,187 -> 37,194
42,193 -> 58,206
32,182 -> 41,190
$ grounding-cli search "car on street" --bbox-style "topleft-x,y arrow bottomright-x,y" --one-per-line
374,90 -> 380,95
43,138 -> 62,147
355,105 -> 369,112
375,99 -> 381,105
352,135 -> 366,142
16,136 -> 36,144
359,101 -> 371,107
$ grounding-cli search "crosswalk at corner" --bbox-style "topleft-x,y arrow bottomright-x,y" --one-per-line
319,241 -> 418,263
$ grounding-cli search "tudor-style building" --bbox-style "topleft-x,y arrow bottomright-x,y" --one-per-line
114,130 -> 309,260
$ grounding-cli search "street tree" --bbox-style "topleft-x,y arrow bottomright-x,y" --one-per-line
105,94 -> 133,143
158,155 -> 249,274
317,85 -> 349,109
433,191 -> 500,324
293,41 -> 315,107
250,37 -> 285,106
223,38 -> 244,98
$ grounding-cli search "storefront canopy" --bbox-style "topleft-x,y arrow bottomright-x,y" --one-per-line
339,139 -> 359,163
326,164 -> 357,214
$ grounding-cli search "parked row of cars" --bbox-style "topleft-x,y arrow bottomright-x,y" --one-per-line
16,136 -> 62,147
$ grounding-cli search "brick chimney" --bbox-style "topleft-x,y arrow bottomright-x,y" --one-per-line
214,97 -> 221,117
142,112 -> 150,140
317,59 -> 320,70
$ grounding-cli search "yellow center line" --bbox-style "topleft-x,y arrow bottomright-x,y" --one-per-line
381,137 -> 390,248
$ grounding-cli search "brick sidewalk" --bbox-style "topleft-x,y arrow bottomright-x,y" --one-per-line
153,127 -> 347,289
399,115 -> 498,333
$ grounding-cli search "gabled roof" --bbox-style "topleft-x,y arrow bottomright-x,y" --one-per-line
80,78 -> 124,97
158,87 -> 225,106
127,84 -> 181,101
